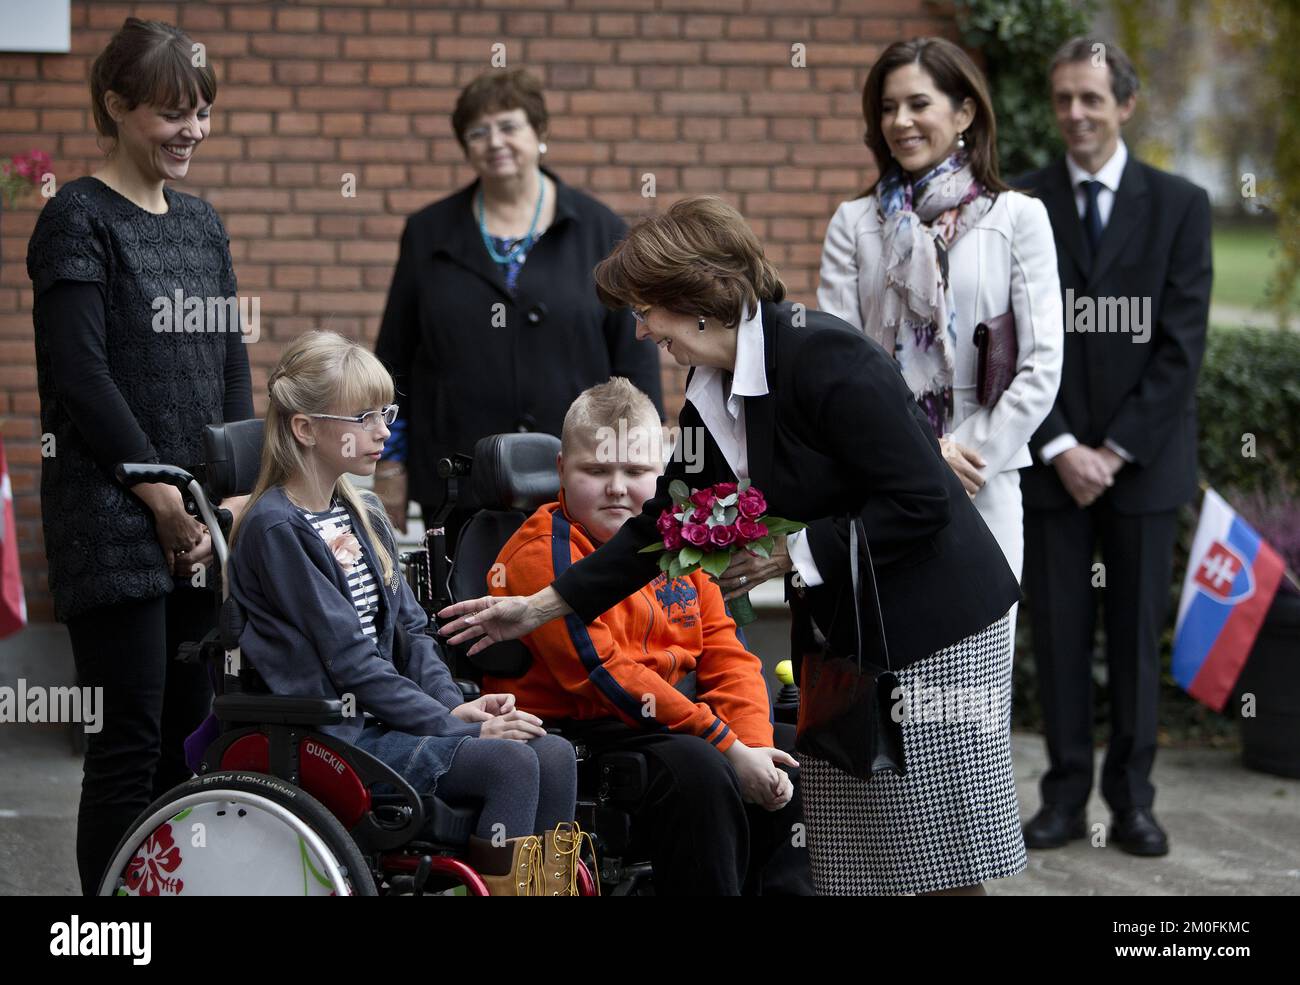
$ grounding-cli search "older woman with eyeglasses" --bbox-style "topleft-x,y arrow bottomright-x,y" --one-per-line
373,68 -> 664,547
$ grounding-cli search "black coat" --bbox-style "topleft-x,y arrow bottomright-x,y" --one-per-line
375,168 -> 664,506
1014,156 -> 1213,513
550,301 -> 1021,671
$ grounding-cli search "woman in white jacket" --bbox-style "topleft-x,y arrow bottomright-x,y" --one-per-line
819,38 -> 1063,642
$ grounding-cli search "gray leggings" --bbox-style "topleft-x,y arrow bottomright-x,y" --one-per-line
438,734 -> 577,839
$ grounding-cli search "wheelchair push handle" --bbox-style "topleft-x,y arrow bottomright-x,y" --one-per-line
116,461 -> 232,572
116,461 -> 197,491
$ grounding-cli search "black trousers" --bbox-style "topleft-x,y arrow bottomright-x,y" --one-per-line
65,585 -> 215,896
1023,500 -> 1179,814
562,719 -> 809,895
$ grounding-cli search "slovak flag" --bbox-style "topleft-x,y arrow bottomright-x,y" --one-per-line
0,436 -> 27,638
1172,488 -> 1286,711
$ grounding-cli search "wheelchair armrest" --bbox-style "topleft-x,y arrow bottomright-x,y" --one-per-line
214,693 -> 345,726
455,678 -> 481,700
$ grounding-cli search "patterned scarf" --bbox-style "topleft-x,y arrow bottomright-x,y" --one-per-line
870,151 -> 993,438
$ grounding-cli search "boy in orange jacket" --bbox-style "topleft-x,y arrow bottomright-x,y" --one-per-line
486,377 -> 804,895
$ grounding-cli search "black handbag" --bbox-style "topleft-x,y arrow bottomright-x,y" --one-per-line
794,517 -> 906,781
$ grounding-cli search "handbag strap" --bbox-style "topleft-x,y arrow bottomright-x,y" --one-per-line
849,516 -> 893,672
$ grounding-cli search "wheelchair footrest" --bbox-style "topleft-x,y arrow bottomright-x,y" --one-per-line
419,794 -> 479,847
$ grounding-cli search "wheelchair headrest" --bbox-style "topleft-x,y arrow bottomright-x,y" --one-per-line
203,419 -> 265,500
470,433 -> 562,512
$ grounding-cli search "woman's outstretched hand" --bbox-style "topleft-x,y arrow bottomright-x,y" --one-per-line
437,587 -> 572,657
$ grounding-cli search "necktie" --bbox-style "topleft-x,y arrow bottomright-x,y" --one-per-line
1081,179 -> 1104,254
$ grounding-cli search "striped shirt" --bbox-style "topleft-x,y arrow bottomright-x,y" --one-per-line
297,499 -> 380,638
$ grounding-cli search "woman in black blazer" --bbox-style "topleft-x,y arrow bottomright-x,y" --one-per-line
442,196 -> 1025,896
373,68 -> 662,545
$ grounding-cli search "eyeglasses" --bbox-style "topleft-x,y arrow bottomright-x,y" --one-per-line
464,119 -> 528,144
308,404 -> 398,431
630,305 -> 650,325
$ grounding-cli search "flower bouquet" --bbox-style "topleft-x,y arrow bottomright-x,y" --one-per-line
639,478 -> 804,626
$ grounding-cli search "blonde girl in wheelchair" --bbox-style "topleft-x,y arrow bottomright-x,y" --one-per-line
228,330 -> 579,895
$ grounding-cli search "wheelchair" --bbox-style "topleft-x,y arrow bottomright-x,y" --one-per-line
416,432 -> 805,895
98,424 -> 801,896
98,420 -> 597,896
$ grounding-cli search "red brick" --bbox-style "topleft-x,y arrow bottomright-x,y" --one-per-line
319,216 -> 363,237
321,62 -> 368,86
369,10 -> 414,33
275,9 -> 321,32
275,62 -> 322,85
617,41 -> 703,64
368,63 -> 412,87
343,37 -> 433,60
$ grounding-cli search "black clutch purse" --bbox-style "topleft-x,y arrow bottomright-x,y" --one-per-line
794,517 -> 905,781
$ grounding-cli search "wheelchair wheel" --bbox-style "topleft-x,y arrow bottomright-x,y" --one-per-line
99,771 -> 377,896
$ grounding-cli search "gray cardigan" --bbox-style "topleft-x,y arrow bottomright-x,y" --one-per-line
230,485 -> 480,745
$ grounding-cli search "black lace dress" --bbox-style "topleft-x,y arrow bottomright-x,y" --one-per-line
27,176 -> 253,622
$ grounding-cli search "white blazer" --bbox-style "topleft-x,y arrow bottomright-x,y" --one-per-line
817,189 -> 1063,477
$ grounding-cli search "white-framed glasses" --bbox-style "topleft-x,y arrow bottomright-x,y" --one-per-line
465,119 -> 528,144
630,305 -> 650,325
308,404 -> 398,431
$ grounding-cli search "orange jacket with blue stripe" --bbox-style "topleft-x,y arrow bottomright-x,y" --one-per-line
485,497 -> 774,752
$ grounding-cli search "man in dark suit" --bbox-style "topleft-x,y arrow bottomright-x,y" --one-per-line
1015,38 -> 1213,856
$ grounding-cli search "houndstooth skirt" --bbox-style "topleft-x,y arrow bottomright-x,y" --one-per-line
796,614 -> 1025,895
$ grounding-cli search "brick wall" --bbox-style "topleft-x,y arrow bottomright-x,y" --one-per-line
0,0 -> 956,622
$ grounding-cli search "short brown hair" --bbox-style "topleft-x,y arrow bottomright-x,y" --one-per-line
90,18 -> 218,143
593,196 -> 786,329
1048,36 -> 1140,105
451,69 -> 549,151
860,37 -> 1008,196
561,377 -> 659,458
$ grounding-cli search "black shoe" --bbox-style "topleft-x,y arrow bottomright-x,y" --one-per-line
1022,805 -> 1087,849
1110,808 -> 1169,857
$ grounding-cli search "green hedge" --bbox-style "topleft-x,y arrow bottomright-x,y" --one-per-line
1013,324 -> 1300,740
1196,325 -> 1300,496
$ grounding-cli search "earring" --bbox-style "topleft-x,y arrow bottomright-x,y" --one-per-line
538,142 -> 548,155
698,316 -> 706,332
957,130 -> 967,150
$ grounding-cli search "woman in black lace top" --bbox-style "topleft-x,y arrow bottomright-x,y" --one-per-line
26,18 -> 252,895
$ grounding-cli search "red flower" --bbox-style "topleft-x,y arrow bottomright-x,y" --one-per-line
664,526 -> 684,550
690,506 -> 710,524
123,822 -> 184,896
714,481 -> 739,498
681,523 -> 710,546
708,524 -> 738,548
656,508 -> 680,537
737,488 -> 767,519
736,518 -> 768,542
689,489 -> 715,509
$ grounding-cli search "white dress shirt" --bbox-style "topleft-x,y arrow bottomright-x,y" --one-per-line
685,304 -> 825,588
1039,138 -> 1135,467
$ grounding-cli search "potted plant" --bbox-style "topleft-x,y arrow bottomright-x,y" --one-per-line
1232,486 -> 1300,777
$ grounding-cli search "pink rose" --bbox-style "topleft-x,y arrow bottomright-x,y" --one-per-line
736,518 -> 768,542
713,481 -> 739,498
708,524 -> 738,548
737,488 -> 767,519
664,526 -> 684,550
681,523 -> 710,547
689,489 -> 715,509
656,508 -> 680,537
327,530 -> 361,570
690,506 -> 711,524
